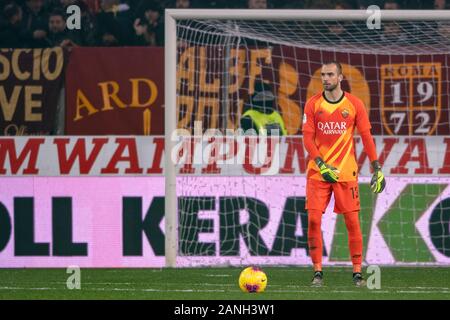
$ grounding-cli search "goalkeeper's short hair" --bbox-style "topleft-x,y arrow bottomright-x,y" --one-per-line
323,60 -> 343,75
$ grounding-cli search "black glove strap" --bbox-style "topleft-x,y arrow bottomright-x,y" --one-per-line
315,157 -> 324,167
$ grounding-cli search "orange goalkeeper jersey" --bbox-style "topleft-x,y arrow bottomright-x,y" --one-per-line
302,91 -> 372,182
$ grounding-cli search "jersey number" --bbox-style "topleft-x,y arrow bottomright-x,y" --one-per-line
350,187 -> 359,199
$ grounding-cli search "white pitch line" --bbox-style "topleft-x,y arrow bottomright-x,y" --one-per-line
374,286 -> 450,290
396,290 -> 450,294
0,286 -> 228,293
101,288 -> 227,293
3,282 -> 448,291
0,287 -> 59,291
0,286 -> 390,294
1,286 -> 449,296
408,286 -> 450,290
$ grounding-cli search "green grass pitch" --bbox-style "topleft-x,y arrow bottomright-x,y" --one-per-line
0,267 -> 449,300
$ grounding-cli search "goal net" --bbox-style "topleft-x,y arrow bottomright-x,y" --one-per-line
165,10 -> 450,267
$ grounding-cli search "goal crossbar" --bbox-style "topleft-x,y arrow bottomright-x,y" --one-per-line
166,9 -> 450,21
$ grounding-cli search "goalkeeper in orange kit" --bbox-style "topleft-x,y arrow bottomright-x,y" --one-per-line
302,61 -> 386,287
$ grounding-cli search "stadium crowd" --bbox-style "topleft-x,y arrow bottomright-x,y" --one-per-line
0,0 -> 449,49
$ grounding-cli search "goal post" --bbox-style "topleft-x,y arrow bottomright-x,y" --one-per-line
164,11 -> 178,268
164,9 -> 450,268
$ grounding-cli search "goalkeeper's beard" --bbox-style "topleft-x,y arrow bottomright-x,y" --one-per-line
323,83 -> 339,91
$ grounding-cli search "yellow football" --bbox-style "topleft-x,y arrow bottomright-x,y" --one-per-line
238,266 -> 267,293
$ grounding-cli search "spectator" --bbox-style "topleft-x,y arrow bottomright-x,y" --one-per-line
21,0 -> 49,47
46,8 -> 79,48
47,8 -> 67,44
327,22 -> 350,43
380,22 -> 408,44
384,0 -> 400,9
304,0 -> 334,9
0,2 -> 29,48
434,0 -> 447,9
133,0 -> 164,46
247,0 -> 267,9
328,1 -> 353,43
380,2 -> 408,43
437,21 -> 450,42
357,0 -> 383,9
279,0 -> 305,9
43,0 -> 71,11
60,0 -> 97,46
335,0 -> 353,9
202,0 -> 231,8
176,0 -> 191,8
96,0 -> 134,46
166,0 -> 196,8
60,0 -> 77,6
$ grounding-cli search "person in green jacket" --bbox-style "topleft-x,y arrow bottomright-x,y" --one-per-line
240,81 -> 287,136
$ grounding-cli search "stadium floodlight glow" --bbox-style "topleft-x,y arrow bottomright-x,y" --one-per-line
164,9 -> 450,268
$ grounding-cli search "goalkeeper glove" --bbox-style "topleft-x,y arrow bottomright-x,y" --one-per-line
315,157 -> 339,183
370,160 -> 386,193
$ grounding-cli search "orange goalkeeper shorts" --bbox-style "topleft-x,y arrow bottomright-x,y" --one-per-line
305,178 -> 360,214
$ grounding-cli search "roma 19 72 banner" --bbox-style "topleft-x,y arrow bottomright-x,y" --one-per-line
0,48 -> 65,135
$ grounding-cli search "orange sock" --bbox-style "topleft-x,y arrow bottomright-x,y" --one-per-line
343,210 -> 363,273
308,210 -> 323,272
314,263 -> 323,272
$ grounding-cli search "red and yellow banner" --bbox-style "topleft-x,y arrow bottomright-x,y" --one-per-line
65,47 -> 164,135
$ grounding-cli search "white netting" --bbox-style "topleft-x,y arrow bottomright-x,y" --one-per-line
170,13 -> 450,266
183,19 -> 450,54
